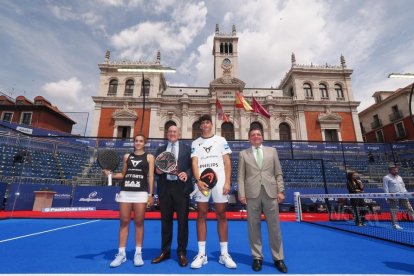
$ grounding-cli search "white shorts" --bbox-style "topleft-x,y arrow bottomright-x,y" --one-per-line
115,191 -> 148,203
193,183 -> 229,203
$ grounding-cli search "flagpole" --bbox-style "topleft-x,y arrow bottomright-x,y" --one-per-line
214,95 -> 217,135
233,93 -> 236,139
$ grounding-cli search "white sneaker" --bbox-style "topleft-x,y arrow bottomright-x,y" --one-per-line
190,254 -> 208,269
219,253 -> 237,269
134,252 -> 144,266
110,253 -> 126,267
393,224 -> 403,230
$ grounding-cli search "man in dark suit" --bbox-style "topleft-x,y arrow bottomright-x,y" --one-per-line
151,125 -> 193,267
237,126 -> 287,273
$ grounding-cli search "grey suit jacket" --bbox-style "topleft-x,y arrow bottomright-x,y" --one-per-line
237,146 -> 284,199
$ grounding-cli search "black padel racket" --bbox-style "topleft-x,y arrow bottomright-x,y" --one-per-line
155,151 -> 178,175
97,149 -> 120,186
199,168 -> 217,196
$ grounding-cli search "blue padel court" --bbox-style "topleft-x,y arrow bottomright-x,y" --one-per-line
1,219 -> 414,275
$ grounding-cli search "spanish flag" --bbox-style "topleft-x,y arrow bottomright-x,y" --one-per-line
235,92 -> 252,111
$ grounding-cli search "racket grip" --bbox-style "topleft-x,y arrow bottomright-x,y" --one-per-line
108,173 -> 112,186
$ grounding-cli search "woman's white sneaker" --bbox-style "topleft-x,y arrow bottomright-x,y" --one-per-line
110,253 -> 126,268
190,254 -> 208,269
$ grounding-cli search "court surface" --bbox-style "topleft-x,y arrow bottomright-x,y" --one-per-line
1,218 -> 414,275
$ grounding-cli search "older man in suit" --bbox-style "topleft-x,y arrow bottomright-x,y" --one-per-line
152,125 -> 193,267
237,126 -> 287,273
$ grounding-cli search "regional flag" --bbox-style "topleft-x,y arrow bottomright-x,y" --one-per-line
252,97 -> 271,119
215,99 -> 229,122
235,92 -> 253,111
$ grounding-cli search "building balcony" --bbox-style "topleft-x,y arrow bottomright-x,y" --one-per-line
389,110 -> 403,122
370,119 -> 383,129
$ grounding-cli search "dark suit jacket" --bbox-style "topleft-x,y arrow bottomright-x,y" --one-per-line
155,142 -> 193,196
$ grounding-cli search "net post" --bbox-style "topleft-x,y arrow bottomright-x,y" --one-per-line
294,191 -> 302,222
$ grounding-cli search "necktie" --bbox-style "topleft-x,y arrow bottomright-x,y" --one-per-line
171,142 -> 176,158
256,147 -> 263,169
167,143 -> 178,180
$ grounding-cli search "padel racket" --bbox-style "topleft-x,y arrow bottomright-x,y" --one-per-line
155,151 -> 178,175
97,149 -> 120,186
199,168 -> 217,196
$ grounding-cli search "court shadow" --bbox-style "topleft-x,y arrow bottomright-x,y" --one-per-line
76,249 -> 117,260
384,261 -> 414,274
76,247 -> 162,261
210,250 -> 252,266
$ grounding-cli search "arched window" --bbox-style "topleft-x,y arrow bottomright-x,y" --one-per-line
192,121 -> 202,139
224,43 -> 228,53
164,121 -> 177,138
142,80 -> 150,96
319,83 -> 329,98
220,43 -> 224,53
124,80 -> 134,96
335,84 -> 344,99
221,122 -> 234,141
279,123 -> 291,141
229,43 -> 233,54
303,83 -> 313,98
108,79 -> 118,96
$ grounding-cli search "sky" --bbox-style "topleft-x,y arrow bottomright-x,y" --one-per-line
1,0 -> 414,135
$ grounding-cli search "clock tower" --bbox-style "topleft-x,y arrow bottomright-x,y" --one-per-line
212,24 -> 239,79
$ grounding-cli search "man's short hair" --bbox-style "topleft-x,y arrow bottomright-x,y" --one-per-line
249,126 -> 264,137
388,163 -> 398,170
199,114 -> 212,123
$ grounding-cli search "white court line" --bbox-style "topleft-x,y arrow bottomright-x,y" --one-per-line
0,220 -> 101,243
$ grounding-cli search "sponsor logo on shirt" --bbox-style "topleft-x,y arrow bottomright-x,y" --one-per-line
203,146 -> 212,153
131,160 -> 142,167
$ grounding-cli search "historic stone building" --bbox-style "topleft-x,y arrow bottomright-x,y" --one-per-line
92,25 -> 362,142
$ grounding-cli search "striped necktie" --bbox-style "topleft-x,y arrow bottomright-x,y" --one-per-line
167,143 -> 178,180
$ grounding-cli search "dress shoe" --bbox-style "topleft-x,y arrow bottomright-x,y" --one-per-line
274,260 -> 287,273
252,259 -> 262,271
178,254 -> 188,267
151,251 -> 170,264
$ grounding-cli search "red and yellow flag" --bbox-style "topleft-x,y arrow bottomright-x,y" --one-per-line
235,92 -> 252,111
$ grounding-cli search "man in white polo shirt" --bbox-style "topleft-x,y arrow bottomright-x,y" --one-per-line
190,114 -> 236,269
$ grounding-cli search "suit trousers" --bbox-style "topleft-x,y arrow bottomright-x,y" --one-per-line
247,185 -> 284,261
159,180 -> 190,255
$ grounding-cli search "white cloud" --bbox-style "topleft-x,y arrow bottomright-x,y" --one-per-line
95,0 -> 126,6
48,4 -> 107,36
110,2 -> 207,62
41,77 -> 93,112
193,35 -> 214,86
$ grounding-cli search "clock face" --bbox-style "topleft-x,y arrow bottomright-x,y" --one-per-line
222,58 -> 231,67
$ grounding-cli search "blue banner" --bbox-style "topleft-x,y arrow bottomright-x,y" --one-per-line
72,186 -> 120,210
5,183 -> 72,211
